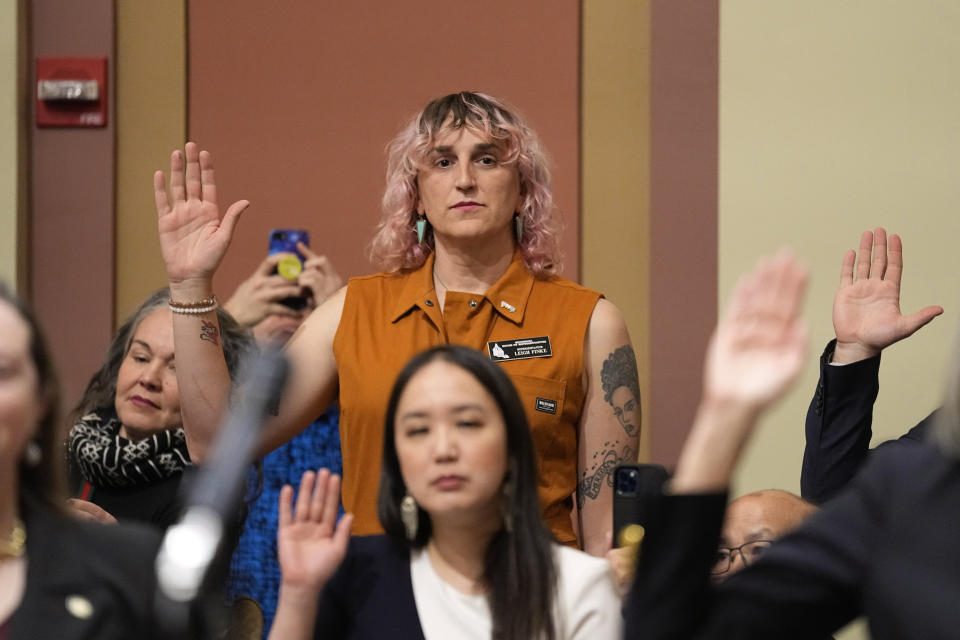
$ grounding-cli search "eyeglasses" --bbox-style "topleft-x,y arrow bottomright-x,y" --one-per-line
711,539 -> 775,575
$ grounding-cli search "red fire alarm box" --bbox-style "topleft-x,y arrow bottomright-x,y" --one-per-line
35,57 -> 108,128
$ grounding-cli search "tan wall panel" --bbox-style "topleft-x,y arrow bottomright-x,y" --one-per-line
721,9 -> 960,633
115,0 -> 186,321
0,0 -> 26,290
721,0 -> 960,494
581,0 -> 651,461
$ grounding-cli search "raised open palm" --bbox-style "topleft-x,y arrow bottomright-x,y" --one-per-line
704,253 -> 809,410
277,469 -> 353,593
832,229 -> 942,363
154,142 -> 249,284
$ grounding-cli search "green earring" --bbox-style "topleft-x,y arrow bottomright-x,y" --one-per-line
416,215 -> 427,245
514,213 -> 524,244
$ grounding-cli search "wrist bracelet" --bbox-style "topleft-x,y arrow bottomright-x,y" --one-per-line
169,295 -> 218,315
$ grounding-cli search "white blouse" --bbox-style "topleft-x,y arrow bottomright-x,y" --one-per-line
410,544 -> 622,640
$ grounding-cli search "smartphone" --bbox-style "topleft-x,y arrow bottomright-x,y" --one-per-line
612,463 -> 669,548
268,229 -> 310,310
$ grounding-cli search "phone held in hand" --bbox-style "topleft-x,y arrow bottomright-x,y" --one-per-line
269,229 -> 311,310
612,463 -> 669,548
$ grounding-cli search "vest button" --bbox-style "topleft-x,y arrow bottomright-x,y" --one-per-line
425,299 -> 434,307
469,300 -> 478,308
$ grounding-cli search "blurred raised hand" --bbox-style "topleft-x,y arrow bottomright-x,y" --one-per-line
673,252 -> 809,493
832,228 -> 943,364
154,142 -> 249,287
277,469 -> 353,595
703,252 -> 809,412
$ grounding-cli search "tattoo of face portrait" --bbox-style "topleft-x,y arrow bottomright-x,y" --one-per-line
578,440 -> 637,509
600,345 -> 641,437
200,320 -> 221,347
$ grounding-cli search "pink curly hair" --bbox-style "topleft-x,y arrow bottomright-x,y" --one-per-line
368,92 -> 561,277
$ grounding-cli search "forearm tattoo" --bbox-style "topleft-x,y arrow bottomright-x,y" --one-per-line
200,320 -> 221,346
600,345 -> 642,437
578,440 -> 637,509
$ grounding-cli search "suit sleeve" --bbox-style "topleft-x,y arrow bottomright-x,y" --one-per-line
800,340 -> 881,503
625,447 -> 901,639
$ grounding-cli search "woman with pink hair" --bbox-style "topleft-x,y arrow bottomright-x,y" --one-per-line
154,92 -> 639,556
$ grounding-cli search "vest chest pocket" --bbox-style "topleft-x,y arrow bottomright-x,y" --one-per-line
505,374 -> 574,480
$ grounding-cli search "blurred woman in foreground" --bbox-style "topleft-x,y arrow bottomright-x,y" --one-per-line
268,346 -> 621,639
0,283 -> 159,638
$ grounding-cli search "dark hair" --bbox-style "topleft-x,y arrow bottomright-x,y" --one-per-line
377,345 -> 557,640
0,283 -> 66,512
70,289 -> 256,424
600,346 -> 640,405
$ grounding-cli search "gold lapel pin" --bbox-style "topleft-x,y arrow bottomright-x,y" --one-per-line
65,594 -> 94,620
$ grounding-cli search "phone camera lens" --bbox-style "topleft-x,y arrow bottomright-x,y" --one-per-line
617,469 -> 639,495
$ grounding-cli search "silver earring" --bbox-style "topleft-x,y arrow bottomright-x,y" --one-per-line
401,494 -> 419,541
415,215 -> 427,245
24,441 -> 42,467
514,212 -> 524,244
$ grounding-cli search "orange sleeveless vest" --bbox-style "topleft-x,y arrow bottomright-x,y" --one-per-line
333,251 -> 601,545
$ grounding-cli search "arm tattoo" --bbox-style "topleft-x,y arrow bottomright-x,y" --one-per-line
200,320 -> 221,347
578,440 -> 637,509
600,345 -> 642,437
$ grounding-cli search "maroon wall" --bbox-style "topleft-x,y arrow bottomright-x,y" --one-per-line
187,1 -> 582,293
30,0 -> 115,403
649,0 -> 719,467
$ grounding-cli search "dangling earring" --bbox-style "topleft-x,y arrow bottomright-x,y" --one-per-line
24,441 -> 42,467
514,212 -> 524,244
415,214 -> 427,245
401,493 -> 419,541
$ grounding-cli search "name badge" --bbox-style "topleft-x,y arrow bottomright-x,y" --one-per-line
535,397 -> 558,414
487,336 -> 553,361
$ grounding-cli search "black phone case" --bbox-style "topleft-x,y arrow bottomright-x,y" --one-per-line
612,463 -> 669,547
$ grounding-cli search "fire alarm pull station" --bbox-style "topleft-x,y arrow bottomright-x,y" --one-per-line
35,57 -> 108,128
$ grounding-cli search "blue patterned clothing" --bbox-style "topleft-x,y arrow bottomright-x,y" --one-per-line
226,406 -> 342,636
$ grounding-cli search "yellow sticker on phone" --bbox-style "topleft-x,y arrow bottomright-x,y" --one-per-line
277,256 -> 302,280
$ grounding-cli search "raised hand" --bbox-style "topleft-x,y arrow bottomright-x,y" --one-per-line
296,242 -> 344,308
832,228 -> 943,364
277,469 -> 353,594
223,254 -> 304,327
704,252 -> 809,412
154,142 -> 249,287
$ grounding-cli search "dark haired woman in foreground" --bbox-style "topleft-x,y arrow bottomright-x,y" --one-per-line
0,284 -> 159,638
626,252 -> 960,639
268,346 -> 620,639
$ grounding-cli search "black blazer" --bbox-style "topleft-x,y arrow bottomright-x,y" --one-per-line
314,535 -> 425,640
6,502 -> 161,640
626,441 -> 960,639
801,340 -> 935,503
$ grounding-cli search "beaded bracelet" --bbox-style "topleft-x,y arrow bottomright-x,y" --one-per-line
168,295 -> 218,315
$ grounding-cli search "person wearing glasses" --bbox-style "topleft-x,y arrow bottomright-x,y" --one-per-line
711,490 -> 818,581
626,251 -> 960,639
